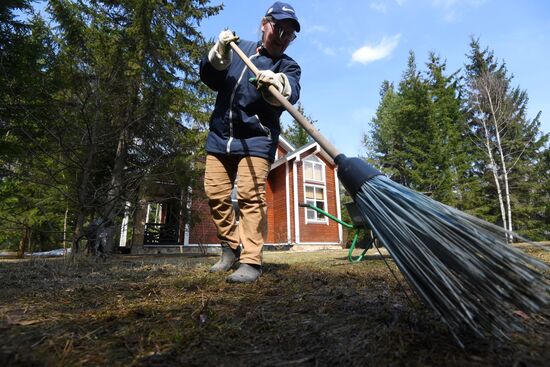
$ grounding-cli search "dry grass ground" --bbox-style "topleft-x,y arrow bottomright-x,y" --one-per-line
0,246 -> 549,367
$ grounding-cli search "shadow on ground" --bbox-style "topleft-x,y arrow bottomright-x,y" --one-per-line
0,249 -> 549,366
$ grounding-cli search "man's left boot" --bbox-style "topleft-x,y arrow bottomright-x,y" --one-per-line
209,243 -> 240,273
226,263 -> 262,283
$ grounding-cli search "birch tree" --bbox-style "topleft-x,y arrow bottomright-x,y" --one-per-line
465,38 -> 545,238
469,71 -> 511,233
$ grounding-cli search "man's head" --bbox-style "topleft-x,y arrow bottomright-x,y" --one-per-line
261,2 -> 300,57
265,2 -> 300,32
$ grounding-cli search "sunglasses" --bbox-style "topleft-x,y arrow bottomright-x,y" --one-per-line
269,21 -> 297,41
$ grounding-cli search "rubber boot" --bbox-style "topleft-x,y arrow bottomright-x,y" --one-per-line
226,263 -> 262,283
209,243 -> 240,273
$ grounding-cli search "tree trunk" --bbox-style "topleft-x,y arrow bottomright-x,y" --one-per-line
71,115 -> 98,255
100,126 -> 129,253
485,83 -> 513,240
131,186 -> 148,254
63,205 -> 69,254
17,227 -> 29,259
496,125 -> 513,239
71,210 -> 85,258
480,115 -> 508,233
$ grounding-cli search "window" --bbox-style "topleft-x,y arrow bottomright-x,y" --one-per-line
303,156 -> 327,223
304,156 -> 324,182
305,185 -> 326,222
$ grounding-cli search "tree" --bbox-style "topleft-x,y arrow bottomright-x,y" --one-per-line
282,102 -> 314,148
464,38 -> 548,237
0,1 -> 221,257
424,53 -> 476,209
45,0 -> 221,255
366,80 -> 402,176
534,145 -> 550,239
367,51 -> 467,204
366,40 -> 549,239
0,2 -> 66,255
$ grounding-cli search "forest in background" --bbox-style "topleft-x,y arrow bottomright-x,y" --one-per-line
1,0 -> 219,256
1,1 -> 549,258
363,42 -> 549,240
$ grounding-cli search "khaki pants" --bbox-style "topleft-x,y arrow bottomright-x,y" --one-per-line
204,154 -> 270,265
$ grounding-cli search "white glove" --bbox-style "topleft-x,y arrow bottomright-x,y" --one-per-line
208,30 -> 239,71
256,70 -> 292,106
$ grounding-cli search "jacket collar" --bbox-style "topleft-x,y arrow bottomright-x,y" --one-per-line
257,41 -> 284,60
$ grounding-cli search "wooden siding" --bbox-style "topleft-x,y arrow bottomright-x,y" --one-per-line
267,164 -> 288,244
296,154 -> 340,243
187,190 -> 219,245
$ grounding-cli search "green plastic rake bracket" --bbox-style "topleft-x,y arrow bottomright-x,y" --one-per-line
298,203 -> 371,263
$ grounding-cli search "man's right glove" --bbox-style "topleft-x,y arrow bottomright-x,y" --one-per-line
256,70 -> 292,106
208,29 -> 239,71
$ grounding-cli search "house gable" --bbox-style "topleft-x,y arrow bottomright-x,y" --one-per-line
268,140 -> 341,246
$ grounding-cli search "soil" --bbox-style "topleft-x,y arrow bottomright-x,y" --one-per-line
0,247 -> 549,366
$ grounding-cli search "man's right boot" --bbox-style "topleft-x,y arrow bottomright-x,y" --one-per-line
209,243 -> 240,273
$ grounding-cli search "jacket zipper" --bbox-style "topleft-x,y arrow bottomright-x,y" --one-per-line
255,114 -> 272,140
227,52 -> 260,154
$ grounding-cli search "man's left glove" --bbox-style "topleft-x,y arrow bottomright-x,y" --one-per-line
256,70 -> 291,106
208,29 -> 239,71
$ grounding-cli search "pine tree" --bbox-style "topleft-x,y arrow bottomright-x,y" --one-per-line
424,53 -> 474,208
367,80 -> 404,178
0,1 -> 222,256
0,2 -> 67,255
368,51 -> 467,204
282,102 -> 313,148
46,0 -> 223,253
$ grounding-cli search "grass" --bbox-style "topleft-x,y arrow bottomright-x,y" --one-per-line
0,247 -> 549,366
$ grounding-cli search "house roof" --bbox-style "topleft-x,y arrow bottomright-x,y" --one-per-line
271,139 -> 335,170
278,135 -> 296,153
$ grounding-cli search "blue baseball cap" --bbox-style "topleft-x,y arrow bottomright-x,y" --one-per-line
265,2 -> 300,32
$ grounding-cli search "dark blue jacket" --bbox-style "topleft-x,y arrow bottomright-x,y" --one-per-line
200,40 -> 301,162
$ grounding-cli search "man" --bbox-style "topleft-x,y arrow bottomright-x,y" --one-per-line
199,2 -> 301,283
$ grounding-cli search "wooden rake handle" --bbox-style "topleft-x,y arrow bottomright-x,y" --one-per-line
229,41 -> 342,160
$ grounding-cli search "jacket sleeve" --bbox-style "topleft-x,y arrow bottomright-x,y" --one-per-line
199,55 -> 228,92
280,60 -> 301,105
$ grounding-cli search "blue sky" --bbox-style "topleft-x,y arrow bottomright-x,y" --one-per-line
199,0 -> 550,156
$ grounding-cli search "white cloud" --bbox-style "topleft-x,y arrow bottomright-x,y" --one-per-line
351,34 -> 401,65
431,0 -> 486,8
431,0 -> 487,22
369,2 -> 387,13
431,0 -> 456,7
370,0 -> 406,13
320,46 -> 336,56
304,24 -> 335,55
313,40 -> 336,56
443,9 -> 457,22
307,25 -> 330,34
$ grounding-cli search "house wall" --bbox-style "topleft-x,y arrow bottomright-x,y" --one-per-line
187,190 -> 219,245
267,164 -> 288,244
288,160 -> 296,243
294,153 -> 340,244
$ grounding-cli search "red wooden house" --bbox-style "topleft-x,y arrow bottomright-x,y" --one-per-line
128,137 -> 344,253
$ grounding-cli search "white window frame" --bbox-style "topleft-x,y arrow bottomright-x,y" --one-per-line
303,155 -> 328,224
304,184 -> 328,224
303,156 -> 325,184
